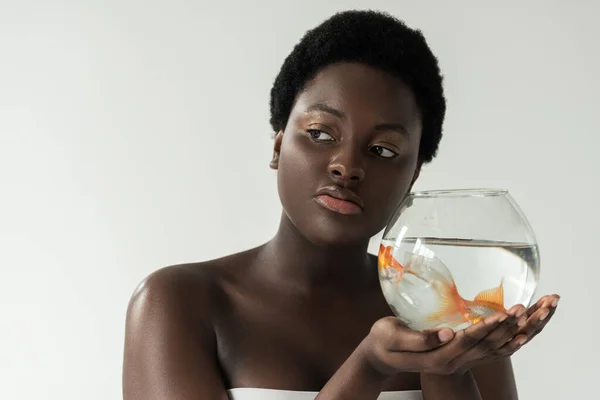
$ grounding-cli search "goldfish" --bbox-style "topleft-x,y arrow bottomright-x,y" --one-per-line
378,244 -> 506,327
378,244 -> 405,277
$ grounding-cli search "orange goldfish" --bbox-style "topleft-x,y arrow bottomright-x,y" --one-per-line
378,244 -> 405,276
378,244 -> 506,327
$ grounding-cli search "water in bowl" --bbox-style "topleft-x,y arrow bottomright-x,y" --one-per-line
378,237 -> 539,331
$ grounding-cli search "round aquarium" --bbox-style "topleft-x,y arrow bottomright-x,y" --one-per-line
378,189 -> 540,332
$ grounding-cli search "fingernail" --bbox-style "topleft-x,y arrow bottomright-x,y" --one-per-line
517,337 -> 527,346
552,298 -> 559,308
438,329 -> 453,342
517,317 -> 526,327
516,308 -> 526,318
498,314 -> 508,323
540,310 -> 549,321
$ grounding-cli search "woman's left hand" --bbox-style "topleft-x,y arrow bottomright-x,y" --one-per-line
496,294 -> 560,355
421,293 -> 560,376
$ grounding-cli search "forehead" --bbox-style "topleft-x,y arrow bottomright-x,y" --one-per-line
293,62 -> 421,125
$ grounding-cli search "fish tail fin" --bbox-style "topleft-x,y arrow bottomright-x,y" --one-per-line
424,280 -> 467,325
473,279 -> 505,308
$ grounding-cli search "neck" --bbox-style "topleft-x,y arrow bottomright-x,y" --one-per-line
258,213 -> 377,294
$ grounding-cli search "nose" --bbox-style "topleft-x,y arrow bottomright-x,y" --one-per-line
327,147 -> 365,184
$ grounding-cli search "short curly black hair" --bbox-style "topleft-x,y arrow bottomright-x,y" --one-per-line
269,9 -> 446,164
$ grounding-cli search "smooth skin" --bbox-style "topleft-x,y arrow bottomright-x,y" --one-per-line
122,62 -> 559,400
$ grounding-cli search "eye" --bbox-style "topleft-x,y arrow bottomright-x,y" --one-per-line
307,129 -> 335,142
370,146 -> 398,159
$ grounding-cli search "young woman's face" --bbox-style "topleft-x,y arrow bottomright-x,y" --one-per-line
271,62 -> 423,245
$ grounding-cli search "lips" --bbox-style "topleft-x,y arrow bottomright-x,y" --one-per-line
314,186 -> 364,215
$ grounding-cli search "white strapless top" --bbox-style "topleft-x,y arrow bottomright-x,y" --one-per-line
227,388 -> 423,400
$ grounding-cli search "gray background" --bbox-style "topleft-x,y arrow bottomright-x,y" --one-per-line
1,1 -> 597,399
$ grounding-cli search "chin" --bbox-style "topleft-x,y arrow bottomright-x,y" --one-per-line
281,197 -> 385,247
299,213 -> 379,247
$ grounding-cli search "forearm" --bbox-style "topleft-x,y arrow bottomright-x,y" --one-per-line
315,341 -> 389,400
421,370 -> 482,400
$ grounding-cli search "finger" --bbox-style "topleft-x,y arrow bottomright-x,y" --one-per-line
454,298 -> 560,362
393,327 -> 454,352
517,306 -> 552,337
515,302 -> 558,345
485,315 -> 523,350
532,296 -> 555,315
444,313 -> 505,352
523,298 -> 544,316
504,305 -> 528,338
506,303 -> 527,318
525,294 -> 560,318
519,296 -> 559,336
420,313 -> 505,373
495,302 -> 559,358
501,295 -> 558,343
495,333 -> 528,357
373,317 -> 452,353
369,318 -> 456,373
380,326 -> 457,374
445,313 -> 520,369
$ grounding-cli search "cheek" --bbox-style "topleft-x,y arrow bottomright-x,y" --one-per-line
279,134 -> 326,181
276,135 -> 324,205
366,160 -> 418,221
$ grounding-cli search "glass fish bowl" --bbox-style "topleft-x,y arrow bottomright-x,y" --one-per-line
378,189 -> 540,332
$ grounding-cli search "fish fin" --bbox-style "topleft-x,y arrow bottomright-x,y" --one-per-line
424,282 -> 464,324
420,312 -> 466,330
473,281 -> 505,307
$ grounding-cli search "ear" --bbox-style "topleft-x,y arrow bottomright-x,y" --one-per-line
269,130 -> 284,170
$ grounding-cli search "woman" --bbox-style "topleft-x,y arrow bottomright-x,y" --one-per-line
122,10 -> 559,400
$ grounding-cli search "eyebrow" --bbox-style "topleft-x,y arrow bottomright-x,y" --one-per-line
304,103 -> 409,136
304,103 -> 345,119
374,122 -> 409,136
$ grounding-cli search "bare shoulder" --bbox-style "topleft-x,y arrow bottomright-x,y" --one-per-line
126,246 -> 260,318
122,247 -> 261,400
126,261 -> 220,320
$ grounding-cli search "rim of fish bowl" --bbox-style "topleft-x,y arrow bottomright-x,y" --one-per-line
410,188 -> 508,198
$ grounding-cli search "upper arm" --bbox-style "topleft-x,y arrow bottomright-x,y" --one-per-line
472,357 -> 519,400
122,266 -> 229,400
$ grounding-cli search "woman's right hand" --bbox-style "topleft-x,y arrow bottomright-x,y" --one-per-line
359,305 -> 528,378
